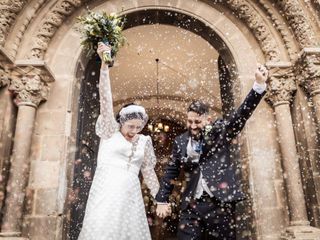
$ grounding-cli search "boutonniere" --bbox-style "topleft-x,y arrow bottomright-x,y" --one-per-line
203,125 -> 213,140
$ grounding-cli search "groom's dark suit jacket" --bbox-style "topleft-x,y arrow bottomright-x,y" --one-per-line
155,89 -> 266,210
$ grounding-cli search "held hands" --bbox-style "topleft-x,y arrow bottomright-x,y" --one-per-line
156,203 -> 172,218
255,64 -> 268,84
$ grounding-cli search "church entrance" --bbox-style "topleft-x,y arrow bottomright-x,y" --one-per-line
69,9 -> 246,240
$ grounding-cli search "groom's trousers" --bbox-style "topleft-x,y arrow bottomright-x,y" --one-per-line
177,193 -> 236,240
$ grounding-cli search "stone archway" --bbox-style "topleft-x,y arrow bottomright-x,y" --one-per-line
38,3 -> 282,240
68,8 -> 241,239
5,1 -> 320,239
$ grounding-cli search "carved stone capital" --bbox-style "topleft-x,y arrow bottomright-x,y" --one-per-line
9,71 -> 48,107
0,47 -> 14,88
8,62 -> 54,107
295,48 -> 320,96
265,64 -> 297,106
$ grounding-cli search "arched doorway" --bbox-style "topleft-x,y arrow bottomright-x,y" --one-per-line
5,0 -> 320,239
69,9 -> 251,240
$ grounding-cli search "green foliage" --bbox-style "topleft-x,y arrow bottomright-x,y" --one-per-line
77,10 -> 126,62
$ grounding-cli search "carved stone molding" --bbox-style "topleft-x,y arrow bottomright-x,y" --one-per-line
265,64 -> 297,106
8,62 -> 54,107
10,0 -> 47,58
257,0 -> 296,61
225,0 -> 280,61
29,0 -> 283,61
295,48 -> 320,96
275,0 -> 316,48
30,0 -> 85,59
0,0 -> 27,46
26,0 -> 317,62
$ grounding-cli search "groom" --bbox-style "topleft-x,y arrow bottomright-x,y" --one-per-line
155,65 -> 268,239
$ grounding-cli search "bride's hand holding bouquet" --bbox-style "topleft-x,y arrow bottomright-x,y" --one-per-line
77,10 -> 125,65
97,42 -> 112,69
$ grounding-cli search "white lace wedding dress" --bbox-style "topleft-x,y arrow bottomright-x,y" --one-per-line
78,69 -> 159,240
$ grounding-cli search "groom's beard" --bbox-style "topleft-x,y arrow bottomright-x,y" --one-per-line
188,128 -> 202,141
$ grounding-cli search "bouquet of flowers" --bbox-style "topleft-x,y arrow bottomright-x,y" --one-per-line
77,10 -> 126,64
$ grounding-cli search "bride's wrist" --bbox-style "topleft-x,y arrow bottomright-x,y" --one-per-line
101,62 -> 109,71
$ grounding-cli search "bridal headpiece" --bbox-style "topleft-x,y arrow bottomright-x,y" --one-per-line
118,105 -> 149,127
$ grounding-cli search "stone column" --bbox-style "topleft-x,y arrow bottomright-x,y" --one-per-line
296,48 -> 320,126
265,64 -> 320,239
0,47 -> 14,216
295,48 -> 320,229
0,65 -> 52,238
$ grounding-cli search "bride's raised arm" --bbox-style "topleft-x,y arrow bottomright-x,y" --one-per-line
95,43 -> 119,139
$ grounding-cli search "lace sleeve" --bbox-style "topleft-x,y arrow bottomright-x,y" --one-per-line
141,136 -> 159,198
95,69 -> 119,139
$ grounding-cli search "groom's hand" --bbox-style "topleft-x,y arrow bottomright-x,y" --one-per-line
255,64 -> 268,84
156,203 -> 171,218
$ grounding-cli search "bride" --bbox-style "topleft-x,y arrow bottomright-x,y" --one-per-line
78,43 -> 163,240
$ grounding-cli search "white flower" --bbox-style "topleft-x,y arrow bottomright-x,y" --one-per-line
205,125 -> 212,134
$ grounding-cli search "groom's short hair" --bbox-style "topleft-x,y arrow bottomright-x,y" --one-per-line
187,100 -> 209,116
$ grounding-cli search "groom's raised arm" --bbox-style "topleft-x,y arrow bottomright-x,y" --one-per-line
223,66 -> 268,140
